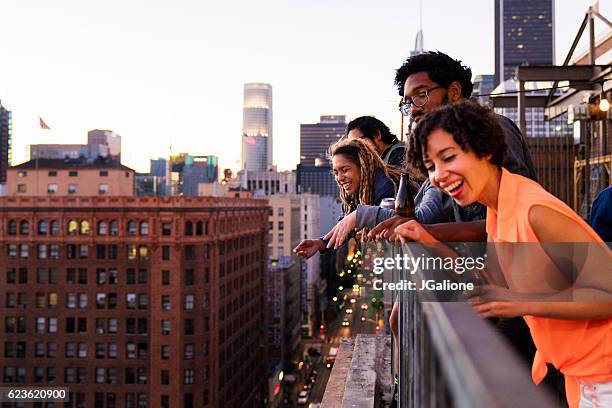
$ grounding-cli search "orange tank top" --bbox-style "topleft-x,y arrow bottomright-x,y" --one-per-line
486,169 -> 612,408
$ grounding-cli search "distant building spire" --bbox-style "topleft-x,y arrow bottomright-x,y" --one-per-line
410,0 -> 424,56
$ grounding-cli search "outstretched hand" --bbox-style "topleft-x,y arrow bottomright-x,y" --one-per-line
293,239 -> 324,259
323,211 -> 357,249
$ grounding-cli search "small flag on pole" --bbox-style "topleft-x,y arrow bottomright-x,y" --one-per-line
39,117 -> 51,130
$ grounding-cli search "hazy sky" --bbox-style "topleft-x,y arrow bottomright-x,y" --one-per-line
0,0 -> 609,173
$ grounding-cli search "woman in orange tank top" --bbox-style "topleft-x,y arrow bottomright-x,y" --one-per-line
395,101 -> 612,408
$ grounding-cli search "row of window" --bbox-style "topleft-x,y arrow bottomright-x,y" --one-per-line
5,266 -> 214,286
17,170 -> 113,178
16,183 -> 111,194
4,292 -> 201,311
6,220 -> 215,237
2,366 -> 208,385
4,317 -> 208,335
4,340 -> 208,360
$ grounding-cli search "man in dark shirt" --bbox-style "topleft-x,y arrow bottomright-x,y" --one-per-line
346,115 -> 407,169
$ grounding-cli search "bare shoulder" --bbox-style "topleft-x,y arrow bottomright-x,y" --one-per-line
528,205 -> 596,243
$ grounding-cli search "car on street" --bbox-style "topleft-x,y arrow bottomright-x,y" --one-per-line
298,390 -> 308,405
342,319 -> 350,327
361,303 -> 368,310
345,308 -> 352,314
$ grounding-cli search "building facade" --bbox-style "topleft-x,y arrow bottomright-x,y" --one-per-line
299,115 -> 346,166
7,159 -> 135,197
494,0 -> 554,85
0,101 -> 12,184
238,169 -> 296,197
296,164 -> 339,197
0,195 -> 268,407
181,156 -> 219,196
242,83 -> 273,172
88,130 -> 122,161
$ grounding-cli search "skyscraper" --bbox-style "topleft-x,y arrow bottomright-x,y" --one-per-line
299,115 -> 346,166
0,101 -> 12,184
242,83 -> 273,172
494,0 -> 554,86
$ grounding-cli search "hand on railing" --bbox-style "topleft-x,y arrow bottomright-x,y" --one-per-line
323,211 -> 357,249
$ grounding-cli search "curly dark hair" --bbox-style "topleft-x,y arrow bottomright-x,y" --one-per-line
346,116 -> 398,145
394,51 -> 473,98
407,101 -> 507,175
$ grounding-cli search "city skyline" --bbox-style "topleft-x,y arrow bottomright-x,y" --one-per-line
0,0 -> 608,174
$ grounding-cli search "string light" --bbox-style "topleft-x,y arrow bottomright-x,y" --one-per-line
599,82 -> 610,112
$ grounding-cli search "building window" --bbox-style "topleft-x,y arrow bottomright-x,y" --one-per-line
109,220 -> 119,235
17,171 -> 27,177
50,220 -> 60,235
47,183 -> 58,193
184,294 -> 194,310
140,221 -> 149,235
161,345 -> 170,360
99,184 -> 109,194
7,220 -> 17,235
37,220 -> 48,235
162,246 -> 170,261
48,171 -> 57,177
97,221 -> 108,235
161,295 -> 170,311
184,344 -> 194,360
184,369 -> 194,384
127,220 -> 137,236
16,184 -> 26,193
99,170 -> 108,177
162,222 -> 171,236
80,220 -> 90,235
68,184 -> 77,194
68,220 -> 78,235
184,319 -> 194,335
161,320 -> 170,335
19,220 -> 29,235
161,370 -> 170,385
69,171 -> 78,177
162,270 -> 170,285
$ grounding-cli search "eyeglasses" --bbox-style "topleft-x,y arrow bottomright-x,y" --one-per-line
398,86 -> 443,116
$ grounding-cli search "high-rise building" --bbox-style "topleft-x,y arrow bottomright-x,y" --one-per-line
88,130 -> 122,161
494,0 -> 554,86
29,144 -> 88,160
0,101 -> 12,184
242,83 -> 273,172
299,115 -> 346,166
0,195 -> 268,408
472,74 -> 497,106
181,156 -> 219,196
296,163 -> 339,197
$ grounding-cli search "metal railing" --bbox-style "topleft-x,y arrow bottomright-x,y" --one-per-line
394,243 -> 557,408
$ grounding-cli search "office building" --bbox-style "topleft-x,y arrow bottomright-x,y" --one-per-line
0,102 -> 12,184
8,158 -> 135,196
494,0 -> 554,85
242,83 -> 273,172
0,195 -> 268,407
299,115 -> 346,166
296,164 -> 339,197
472,74 -> 497,106
238,169 -> 296,197
88,130 -> 122,161
181,156 -> 219,196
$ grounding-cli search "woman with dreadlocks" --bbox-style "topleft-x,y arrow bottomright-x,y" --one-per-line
293,138 -> 404,258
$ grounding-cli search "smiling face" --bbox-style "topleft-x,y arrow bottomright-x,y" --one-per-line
332,153 -> 361,196
423,128 -> 496,207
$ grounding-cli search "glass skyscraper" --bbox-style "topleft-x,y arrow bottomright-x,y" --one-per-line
494,0 -> 554,85
241,83 -> 273,171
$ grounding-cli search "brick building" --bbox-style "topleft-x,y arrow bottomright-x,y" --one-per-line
8,158 -> 135,197
0,195 -> 268,408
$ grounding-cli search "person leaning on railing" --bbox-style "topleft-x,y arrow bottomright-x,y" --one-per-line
293,137 -> 412,257
395,100 -> 612,408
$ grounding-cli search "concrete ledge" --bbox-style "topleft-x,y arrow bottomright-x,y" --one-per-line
322,335 -> 392,408
321,338 -> 355,408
